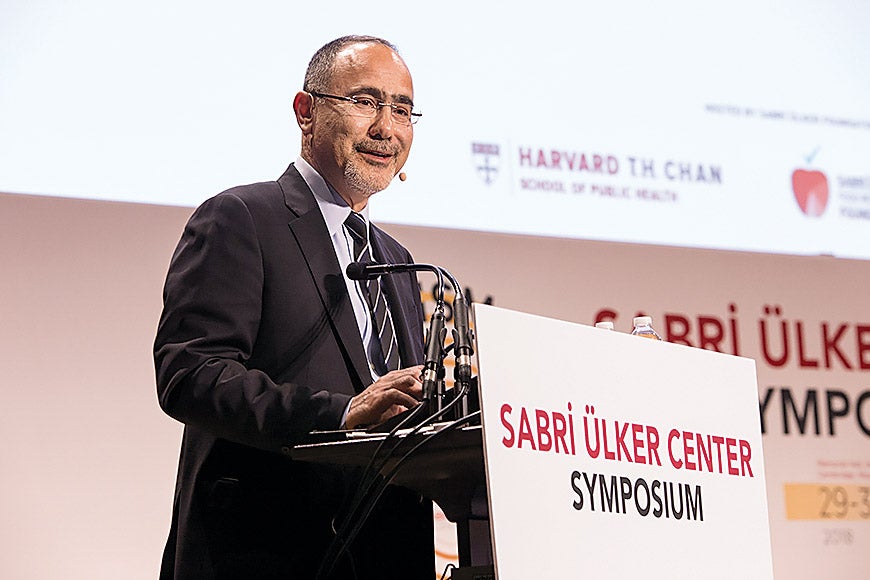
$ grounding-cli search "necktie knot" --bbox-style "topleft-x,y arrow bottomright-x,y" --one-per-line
345,211 -> 367,242
345,212 -> 370,263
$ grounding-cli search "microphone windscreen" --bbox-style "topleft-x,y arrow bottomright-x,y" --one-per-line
346,261 -> 368,280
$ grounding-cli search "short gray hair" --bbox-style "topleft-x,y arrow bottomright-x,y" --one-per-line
303,35 -> 399,93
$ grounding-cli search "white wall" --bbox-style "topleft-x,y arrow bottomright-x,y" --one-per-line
1,193 -> 189,578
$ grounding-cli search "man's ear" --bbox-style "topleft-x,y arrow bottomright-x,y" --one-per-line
293,91 -> 314,134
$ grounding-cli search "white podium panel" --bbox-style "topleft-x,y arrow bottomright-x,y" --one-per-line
474,304 -> 774,579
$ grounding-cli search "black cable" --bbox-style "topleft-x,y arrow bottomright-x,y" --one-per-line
316,404 -> 427,580
317,381 -> 473,579
439,562 -> 458,580
334,409 -> 481,570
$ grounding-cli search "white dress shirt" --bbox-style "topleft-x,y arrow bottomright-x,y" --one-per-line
295,156 -> 383,384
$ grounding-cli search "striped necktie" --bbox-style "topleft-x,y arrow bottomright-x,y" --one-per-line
344,212 -> 401,375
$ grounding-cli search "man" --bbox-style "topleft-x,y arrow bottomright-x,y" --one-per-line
154,36 -> 434,579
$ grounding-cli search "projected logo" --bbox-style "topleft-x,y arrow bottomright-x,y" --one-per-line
791,168 -> 829,217
472,142 -> 500,185
792,147 -> 828,217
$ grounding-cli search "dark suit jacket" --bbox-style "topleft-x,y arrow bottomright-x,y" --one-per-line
154,164 -> 434,579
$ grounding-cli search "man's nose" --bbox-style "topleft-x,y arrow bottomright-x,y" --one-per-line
368,105 -> 395,139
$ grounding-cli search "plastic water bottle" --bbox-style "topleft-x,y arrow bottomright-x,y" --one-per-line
631,316 -> 662,340
594,321 -> 615,330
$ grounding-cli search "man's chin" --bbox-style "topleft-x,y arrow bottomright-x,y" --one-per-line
344,165 -> 394,197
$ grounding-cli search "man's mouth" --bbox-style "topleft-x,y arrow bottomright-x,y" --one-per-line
356,144 -> 395,162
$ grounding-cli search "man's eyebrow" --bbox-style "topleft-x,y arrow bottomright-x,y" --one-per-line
392,94 -> 414,107
353,86 -> 415,107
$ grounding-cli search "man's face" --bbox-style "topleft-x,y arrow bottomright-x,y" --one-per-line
305,43 -> 414,209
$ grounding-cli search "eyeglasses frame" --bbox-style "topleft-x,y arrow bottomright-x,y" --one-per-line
309,91 -> 422,125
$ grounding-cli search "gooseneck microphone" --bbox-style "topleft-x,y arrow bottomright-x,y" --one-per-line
347,260 -> 447,404
346,260 -> 473,386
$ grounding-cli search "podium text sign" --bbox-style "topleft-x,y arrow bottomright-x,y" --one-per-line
473,304 -> 774,579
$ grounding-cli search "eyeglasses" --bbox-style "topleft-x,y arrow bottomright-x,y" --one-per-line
310,92 -> 421,126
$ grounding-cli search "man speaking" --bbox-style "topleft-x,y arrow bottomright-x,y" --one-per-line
154,35 -> 433,579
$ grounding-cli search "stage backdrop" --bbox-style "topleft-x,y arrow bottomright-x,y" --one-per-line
1,192 -> 868,578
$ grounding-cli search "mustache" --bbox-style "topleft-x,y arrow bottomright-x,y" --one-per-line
355,141 -> 400,156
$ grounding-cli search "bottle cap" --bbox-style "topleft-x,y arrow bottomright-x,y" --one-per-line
633,316 -> 652,327
594,321 -> 614,330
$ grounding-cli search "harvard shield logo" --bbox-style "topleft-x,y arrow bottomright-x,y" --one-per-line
472,142 -> 500,185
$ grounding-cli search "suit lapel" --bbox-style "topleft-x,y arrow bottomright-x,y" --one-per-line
278,165 -> 373,391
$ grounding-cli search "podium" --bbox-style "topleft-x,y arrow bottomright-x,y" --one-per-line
291,304 -> 775,579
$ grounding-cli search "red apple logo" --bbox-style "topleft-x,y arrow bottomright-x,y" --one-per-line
792,169 -> 828,217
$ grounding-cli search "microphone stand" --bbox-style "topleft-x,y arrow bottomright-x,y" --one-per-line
317,262 -> 474,580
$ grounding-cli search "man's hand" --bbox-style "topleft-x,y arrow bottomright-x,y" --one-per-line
344,366 -> 424,430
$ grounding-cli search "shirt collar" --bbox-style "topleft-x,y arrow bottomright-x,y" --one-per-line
295,156 -> 370,238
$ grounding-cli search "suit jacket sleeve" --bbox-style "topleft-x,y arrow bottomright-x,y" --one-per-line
153,191 -> 351,451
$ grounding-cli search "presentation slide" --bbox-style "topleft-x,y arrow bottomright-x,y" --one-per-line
2,0 -> 869,257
